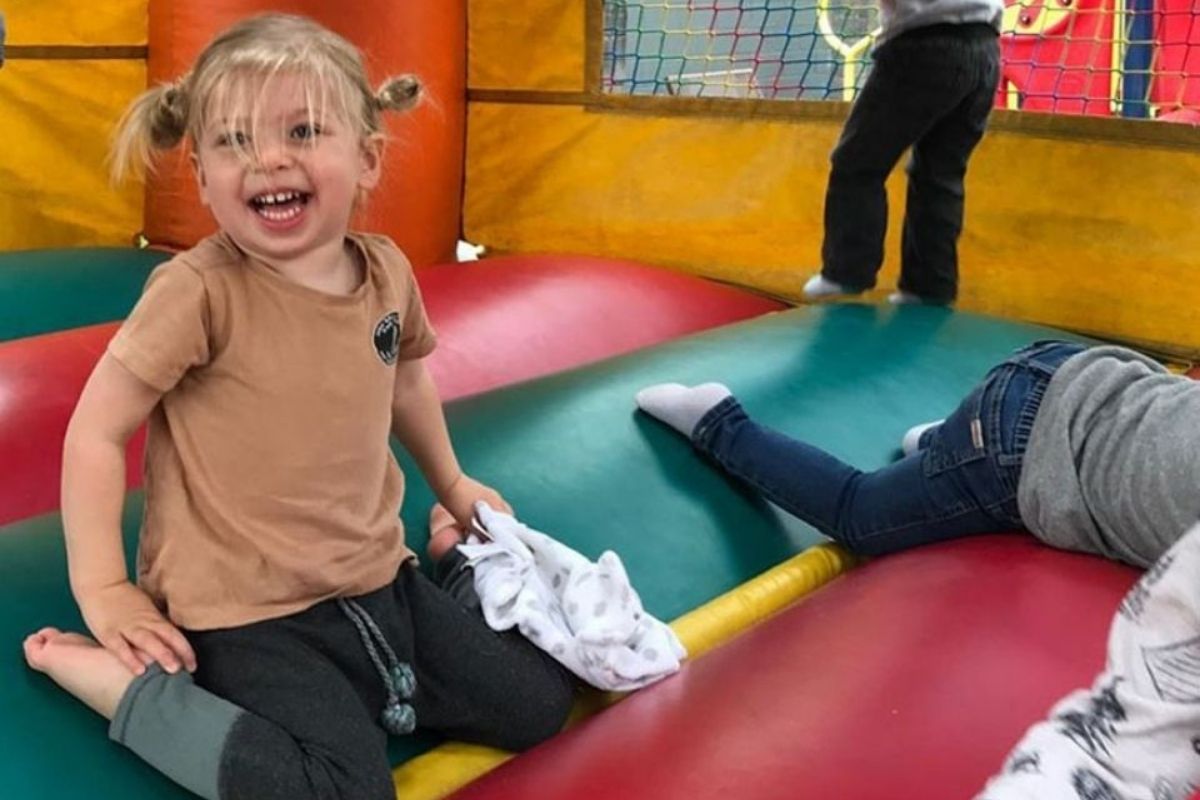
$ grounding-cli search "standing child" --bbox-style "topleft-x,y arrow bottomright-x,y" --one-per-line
636,340 -> 1200,568
803,0 -> 1004,306
23,14 -> 573,800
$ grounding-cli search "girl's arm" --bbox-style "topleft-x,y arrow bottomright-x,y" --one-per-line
63,353 -> 197,675
390,358 -> 510,526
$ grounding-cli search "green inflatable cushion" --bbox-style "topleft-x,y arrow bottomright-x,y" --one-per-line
0,305 -> 1086,797
0,248 -> 168,343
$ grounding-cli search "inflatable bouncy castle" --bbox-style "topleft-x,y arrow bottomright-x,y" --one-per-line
1,1 -> 1198,798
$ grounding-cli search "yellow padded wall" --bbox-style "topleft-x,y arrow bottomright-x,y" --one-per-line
466,1 -> 1200,356
468,0 -> 584,91
4,0 -> 146,44
465,103 -> 844,285
0,2 -> 147,249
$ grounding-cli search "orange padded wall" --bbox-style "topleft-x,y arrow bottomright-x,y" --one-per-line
144,0 -> 465,266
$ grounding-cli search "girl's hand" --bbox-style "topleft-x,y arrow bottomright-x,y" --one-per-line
78,581 -> 197,676
439,474 -> 512,530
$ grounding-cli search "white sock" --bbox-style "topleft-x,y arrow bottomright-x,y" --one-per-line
901,420 -> 944,456
888,290 -> 924,305
635,383 -> 732,437
803,274 -> 859,299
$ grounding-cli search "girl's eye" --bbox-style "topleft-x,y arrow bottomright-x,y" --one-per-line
216,130 -> 250,148
290,123 -> 322,141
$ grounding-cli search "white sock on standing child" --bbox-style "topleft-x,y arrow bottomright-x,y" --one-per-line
635,383 -> 732,437
802,274 -> 858,299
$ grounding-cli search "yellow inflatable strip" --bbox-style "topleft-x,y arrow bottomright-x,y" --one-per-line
392,542 -> 856,799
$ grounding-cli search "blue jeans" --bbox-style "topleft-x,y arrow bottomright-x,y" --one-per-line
692,341 -> 1085,557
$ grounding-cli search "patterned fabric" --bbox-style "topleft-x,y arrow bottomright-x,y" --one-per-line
459,503 -> 686,691
979,521 -> 1200,800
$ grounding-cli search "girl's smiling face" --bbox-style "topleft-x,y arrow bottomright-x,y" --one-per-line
192,71 -> 381,265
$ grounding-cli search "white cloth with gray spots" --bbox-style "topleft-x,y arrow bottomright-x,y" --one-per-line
457,503 -> 686,692
977,521 -> 1200,800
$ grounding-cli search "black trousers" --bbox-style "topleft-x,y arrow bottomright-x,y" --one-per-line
187,554 -> 576,800
820,23 -> 1001,303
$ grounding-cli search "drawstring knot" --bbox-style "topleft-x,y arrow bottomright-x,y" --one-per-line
338,597 -> 417,735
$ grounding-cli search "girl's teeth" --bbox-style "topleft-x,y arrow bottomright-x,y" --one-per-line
257,191 -> 300,205
257,204 -> 302,221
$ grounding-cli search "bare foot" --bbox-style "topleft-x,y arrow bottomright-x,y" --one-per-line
24,627 -> 137,720
428,503 -> 466,562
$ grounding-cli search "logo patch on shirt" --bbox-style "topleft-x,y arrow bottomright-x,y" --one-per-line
373,311 -> 401,365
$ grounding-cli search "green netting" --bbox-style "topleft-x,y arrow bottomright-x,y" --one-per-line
603,0 -> 879,101
601,0 -> 1200,120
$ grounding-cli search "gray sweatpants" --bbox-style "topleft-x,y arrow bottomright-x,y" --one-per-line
109,553 -> 575,800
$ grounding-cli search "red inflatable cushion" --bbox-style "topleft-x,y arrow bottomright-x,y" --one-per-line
449,536 -> 1139,800
0,322 -> 146,527
419,254 -> 783,400
0,254 -> 782,524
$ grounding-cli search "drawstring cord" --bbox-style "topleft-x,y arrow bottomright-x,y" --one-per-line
337,597 -> 417,735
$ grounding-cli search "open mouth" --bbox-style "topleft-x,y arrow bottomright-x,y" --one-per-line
247,190 -> 312,222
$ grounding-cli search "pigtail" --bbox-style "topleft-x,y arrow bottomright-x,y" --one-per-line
374,75 -> 421,114
109,80 -> 190,183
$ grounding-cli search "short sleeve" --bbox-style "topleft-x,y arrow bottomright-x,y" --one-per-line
397,268 -> 437,361
363,236 -> 436,361
108,261 -> 211,393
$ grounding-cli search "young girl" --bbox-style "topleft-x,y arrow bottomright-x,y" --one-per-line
23,14 -> 573,800
636,340 -> 1200,569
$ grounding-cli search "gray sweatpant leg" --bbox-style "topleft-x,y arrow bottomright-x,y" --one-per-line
109,665 -> 243,800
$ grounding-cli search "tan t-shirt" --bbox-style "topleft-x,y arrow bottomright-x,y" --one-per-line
109,232 -> 436,630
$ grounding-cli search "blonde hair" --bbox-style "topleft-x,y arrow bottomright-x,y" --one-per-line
111,13 -> 420,182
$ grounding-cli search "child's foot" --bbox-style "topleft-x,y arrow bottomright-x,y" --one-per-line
635,382 -> 732,437
803,274 -> 861,300
888,290 -> 923,305
428,503 -> 467,562
901,420 -> 944,456
23,627 -> 136,719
